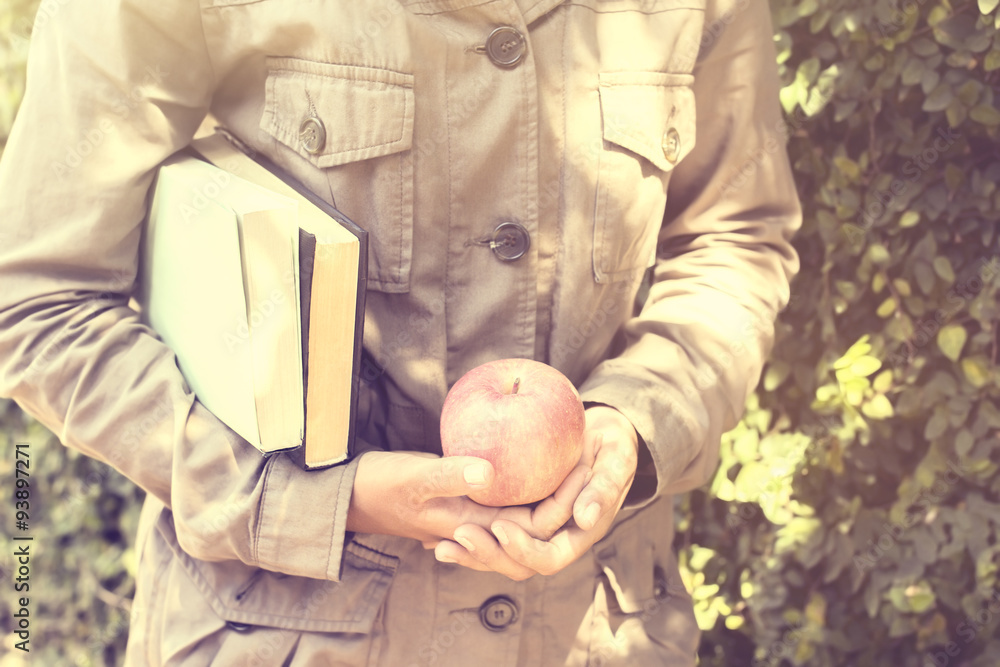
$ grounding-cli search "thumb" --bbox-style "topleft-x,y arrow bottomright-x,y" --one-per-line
414,456 -> 495,502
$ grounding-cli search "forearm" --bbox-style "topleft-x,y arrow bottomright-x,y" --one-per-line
0,0 -> 359,582
580,0 -> 801,498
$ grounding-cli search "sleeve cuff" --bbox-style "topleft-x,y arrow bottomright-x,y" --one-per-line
254,452 -> 362,582
580,367 -> 716,503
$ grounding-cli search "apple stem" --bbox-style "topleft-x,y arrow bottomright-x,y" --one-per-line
512,377 -> 520,395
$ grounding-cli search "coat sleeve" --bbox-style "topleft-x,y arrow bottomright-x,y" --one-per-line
578,0 -> 802,499
0,0 -> 358,582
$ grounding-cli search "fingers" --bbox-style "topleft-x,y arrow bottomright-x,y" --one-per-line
491,519 -> 588,577
573,431 -> 636,531
433,466 -> 593,579
524,464 -> 591,539
436,519 -> 591,580
436,525 -> 537,581
439,465 -> 614,579
412,456 -> 495,503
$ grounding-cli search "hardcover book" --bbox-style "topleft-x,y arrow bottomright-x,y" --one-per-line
137,130 -> 368,469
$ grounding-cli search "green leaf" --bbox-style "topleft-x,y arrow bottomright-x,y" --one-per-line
834,155 -> 861,181
936,325 -> 967,362
961,357 -> 992,388
835,280 -> 858,300
922,68 -> 941,95
687,545 -> 716,571
933,257 -> 956,284
914,261 -> 937,294
851,356 -> 883,377
901,58 -> 925,86
714,477 -> 736,502
843,379 -> 869,406
911,38 -> 940,57
877,297 -> 897,318
797,0 -> 819,18
775,517 -> 822,553
873,272 -> 887,293
863,394 -> 895,420
944,163 -> 965,193
899,210 -> 920,228
805,592 -> 827,626
923,83 -> 955,112
985,50 -> 1000,72
865,52 -> 886,72
810,8 -> 831,33
906,583 -> 937,614
798,57 -> 821,84
925,410 -> 950,440
956,429 -> 975,457
839,336 -> 872,364
956,80 -> 983,107
764,361 -> 791,391
970,104 -> 1000,126
873,369 -> 894,393
733,462 -> 773,502
946,100 -> 968,128
868,244 -> 892,266
779,83 -> 800,114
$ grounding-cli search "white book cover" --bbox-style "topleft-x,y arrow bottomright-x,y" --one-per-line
138,154 -> 303,453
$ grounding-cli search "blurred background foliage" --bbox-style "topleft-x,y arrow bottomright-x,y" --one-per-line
1,0 -> 999,665
679,0 -> 1000,665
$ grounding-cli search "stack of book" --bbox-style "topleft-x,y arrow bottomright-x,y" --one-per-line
136,131 -> 368,469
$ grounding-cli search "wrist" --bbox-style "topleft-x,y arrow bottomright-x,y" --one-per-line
583,403 -> 639,453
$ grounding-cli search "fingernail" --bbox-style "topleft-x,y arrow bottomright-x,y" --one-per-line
493,524 -> 509,546
436,553 -> 457,564
455,535 -> 476,553
463,463 -> 488,486
583,502 -> 601,529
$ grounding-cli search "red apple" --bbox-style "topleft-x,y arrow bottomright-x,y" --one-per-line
440,358 -> 586,507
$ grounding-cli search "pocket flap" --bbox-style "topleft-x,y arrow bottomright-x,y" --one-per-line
598,72 -> 696,173
261,57 -> 414,169
159,513 -> 398,633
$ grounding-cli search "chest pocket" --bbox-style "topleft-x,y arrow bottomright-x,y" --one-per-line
593,72 -> 697,284
260,56 -> 415,294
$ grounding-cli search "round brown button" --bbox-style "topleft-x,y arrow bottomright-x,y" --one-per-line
485,26 -> 527,68
299,116 -> 326,155
491,221 -> 530,261
662,127 -> 681,164
479,595 -> 519,632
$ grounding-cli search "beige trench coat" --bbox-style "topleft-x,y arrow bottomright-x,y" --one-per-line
0,0 -> 800,663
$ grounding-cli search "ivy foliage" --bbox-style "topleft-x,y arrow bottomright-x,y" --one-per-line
2,0 -> 1000,665
1,400 -> 140,667
678,0 -> 1000,665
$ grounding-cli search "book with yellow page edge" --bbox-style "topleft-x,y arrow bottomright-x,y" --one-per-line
136,129 -> 368,469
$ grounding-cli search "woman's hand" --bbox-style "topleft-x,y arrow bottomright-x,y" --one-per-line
346,449 -> 591,547
433,405 -> 639,579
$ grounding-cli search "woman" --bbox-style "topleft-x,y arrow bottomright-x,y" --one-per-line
0,0 -> 800,664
